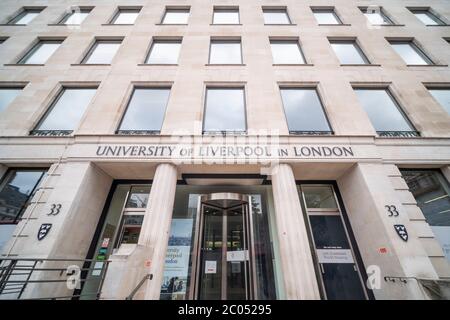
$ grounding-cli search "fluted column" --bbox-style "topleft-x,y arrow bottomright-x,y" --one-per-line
139,163 -> 178,299
271,164 -> 320,299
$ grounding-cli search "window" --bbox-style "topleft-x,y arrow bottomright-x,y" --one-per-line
118,88 -> 170,134
111,8 -> 140,24
82,40 -> 122,64
0,169 -> 46,223
18,40 -> 63,64
146,40 -> 181,64
0,87 -> 23,112
203,88 -> 246,133
270,40 -> 305,64
428,88 -> 450,115
8,8 -> 43,25
263,8 -> 291,25
32,87 -> 97,135
360,7 -> 393,25
409,9 -> 445,26
209,40 -> 242,64
213,7 -> 239,24
280,88 -> 331,134
59,8 -> 91,25
312,8 -> 342,25
330,40 -> 369,65
354,88 -> 417,137
400,170 -> 450,262
389,40 -> 433,65
161,8 -> 190,24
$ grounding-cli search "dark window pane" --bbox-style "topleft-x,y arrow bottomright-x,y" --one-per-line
0,170 -> 45,222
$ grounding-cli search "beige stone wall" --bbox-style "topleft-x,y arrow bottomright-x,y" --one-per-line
0,0 -> 449,137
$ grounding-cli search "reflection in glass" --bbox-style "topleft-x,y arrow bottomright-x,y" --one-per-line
162,10 -> 190,24
412,11 -> 444,26
10,10 -> 41,25
0,88 -> 22,112
61,10 -> 90,24
280,88 -> 331,132
84,41 -> 121,64
361,8 -> 392,25
0,170 -> 46,222
203,88 -> 246,132
19,41 -> 62,64
330,41 -> 368,65
213,10 -> 239,24
354,89 -> 414,132
270,41 -> 305,64
36,88 -> 97,131
263,10 -> 291,24
119,88 -> 170,132
146,41 -> 181,64
429,89 -> 450,115
118,215 -> 144,244
209,41 -> 242,64
390,42 -> 432,65
401,170 -> 450,262
125,186 -> 151,208
112,10 -> 140,24
313,11 -> 341,24
303,186 -> 338,209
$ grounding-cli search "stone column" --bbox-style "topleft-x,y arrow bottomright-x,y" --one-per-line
271,164 -> 320,300
140,163 -> 178,300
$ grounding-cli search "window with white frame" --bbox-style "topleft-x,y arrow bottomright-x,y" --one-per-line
161,8 -> 190,24
111,8 -> 141,24
8,8 -> 43,25
146,40 -> 181,64
360,7 -> 393,25
312,8 -> 342,25
354,88 -> 418,137
209,39 -> 242,64
0,87 -> 23,112
82,39 -> 122,64
280,88 -> 332,134
428,88 -> 450,115
203,87 -> 246,133
18,40 -> 63,64
31,87 -> 97,135
118,88 -> 171,134
389,40 -> 433,65
59,8 -> 91,25
263,8 -> 291,24
270,40 -> 305,64
330,40 -> 369,65
409,8 -> 446,26
213,7 -> 239,24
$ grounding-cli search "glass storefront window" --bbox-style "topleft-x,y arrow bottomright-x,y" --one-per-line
401,170 -> 450,261
302,185 -> 338,209
0,169 -> 46,223
125,186 -> 150,208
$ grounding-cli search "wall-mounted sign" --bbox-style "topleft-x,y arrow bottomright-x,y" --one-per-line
226,250 -> 248,262
316,249 -> 354,264
37,223 -> 52,241
394,224 -> 408,242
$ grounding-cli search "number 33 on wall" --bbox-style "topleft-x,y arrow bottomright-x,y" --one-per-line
385,205 -> 399,217
47,204 -> 62,216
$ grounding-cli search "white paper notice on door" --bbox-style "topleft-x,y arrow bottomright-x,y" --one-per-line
205,260 -> 217,274
316,249 -> 354,264
226,250 -> 247,262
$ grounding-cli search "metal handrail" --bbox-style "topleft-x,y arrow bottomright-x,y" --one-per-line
0,258 -> 110,300
126,274 -> 153,300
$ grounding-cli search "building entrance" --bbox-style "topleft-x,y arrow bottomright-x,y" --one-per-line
190,193 -> 257,300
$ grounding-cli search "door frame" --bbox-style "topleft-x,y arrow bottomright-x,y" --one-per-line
188,192 -> 258,300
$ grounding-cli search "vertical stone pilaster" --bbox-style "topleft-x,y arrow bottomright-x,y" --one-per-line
271,164 -> 320,300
